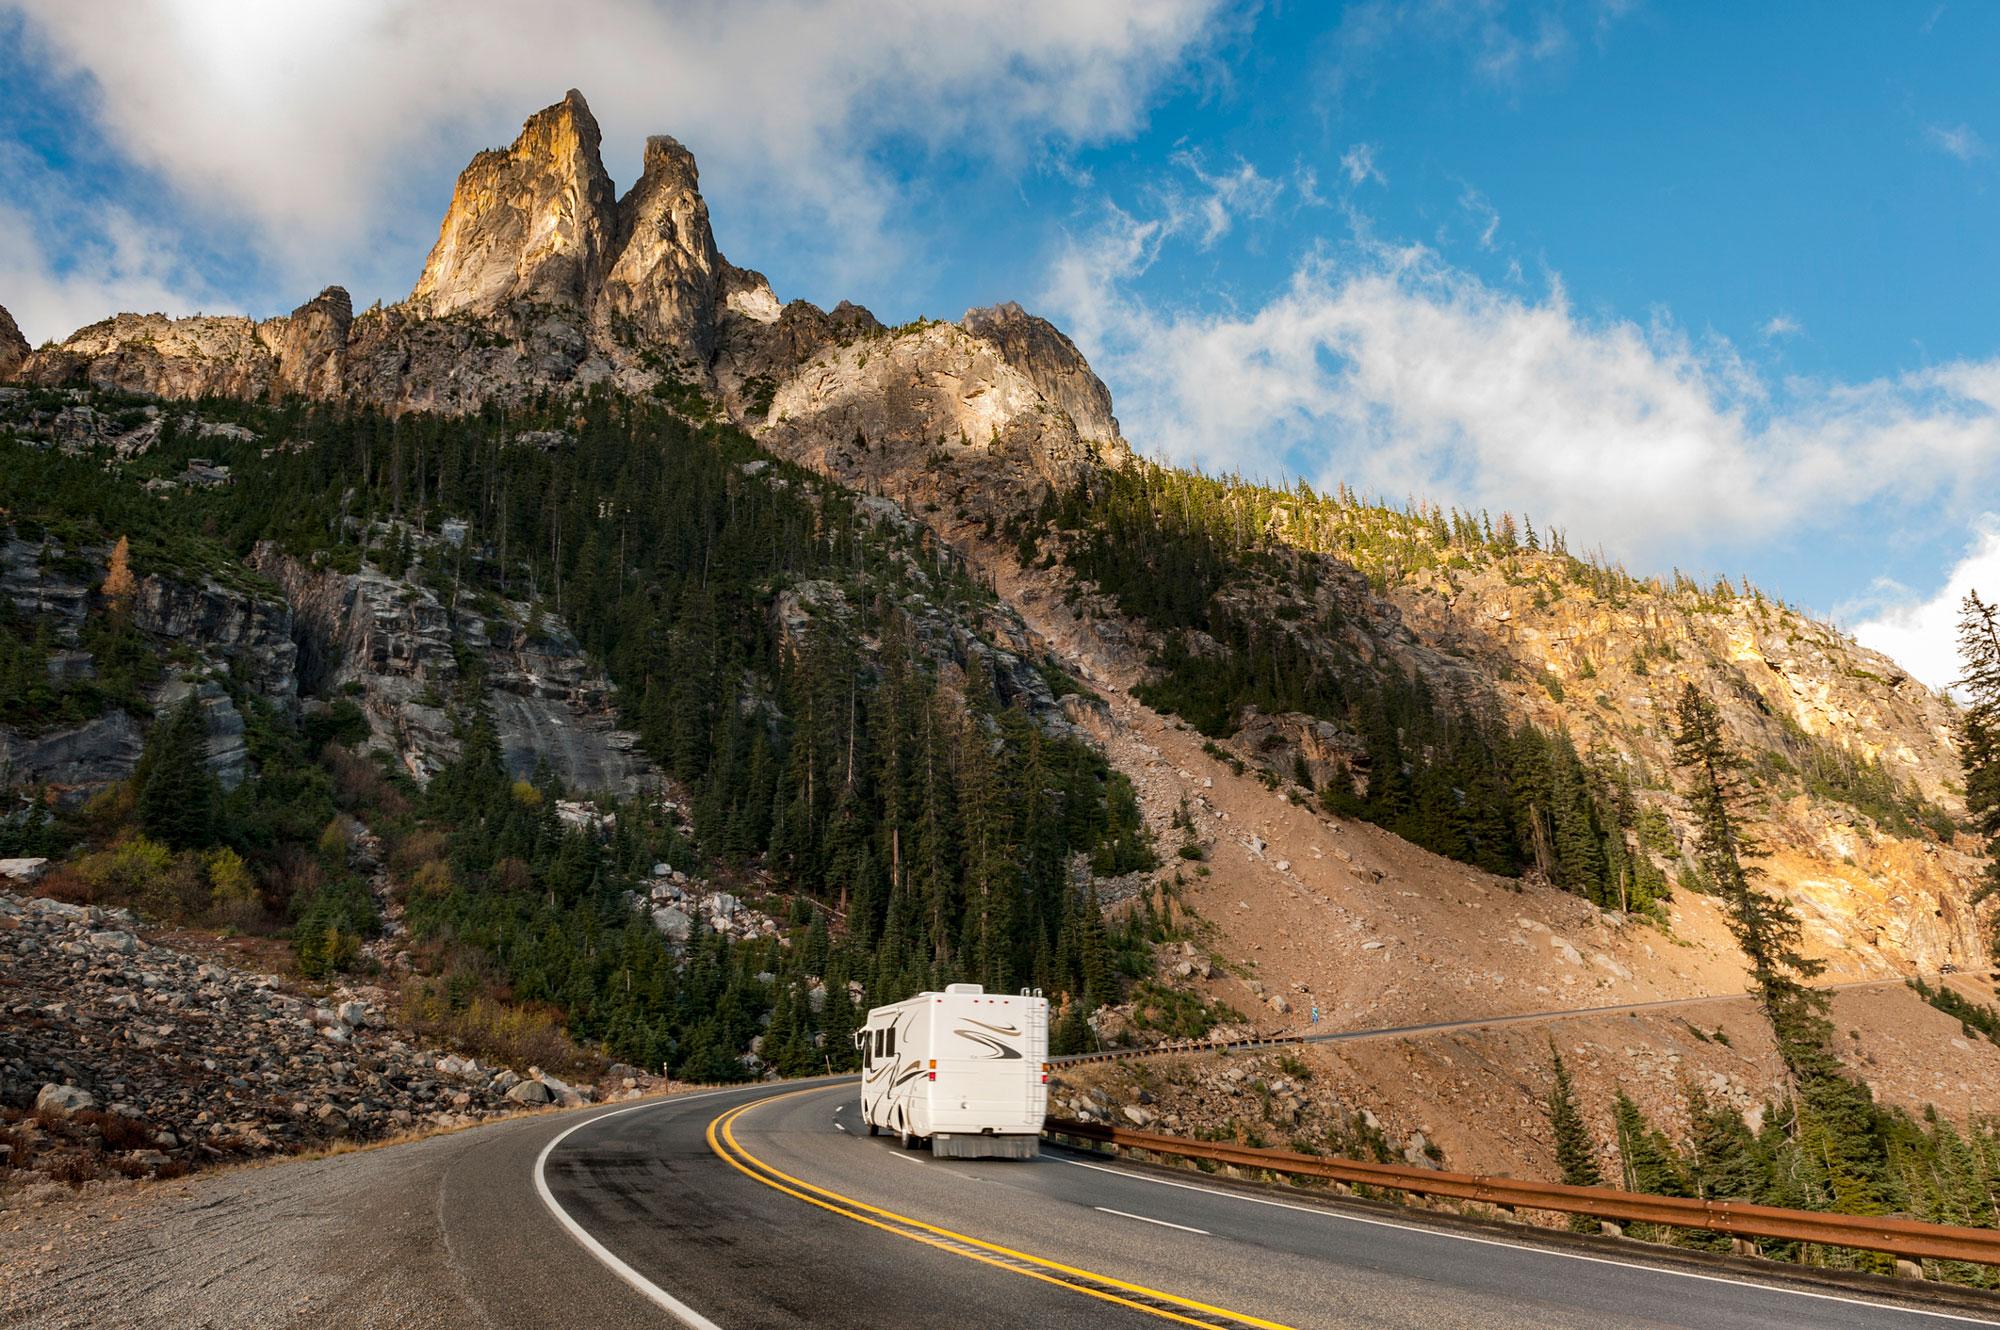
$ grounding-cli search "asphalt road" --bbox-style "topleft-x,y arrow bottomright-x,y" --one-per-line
524,1078 -> 2000,1330
12,1076 -> 1999,1329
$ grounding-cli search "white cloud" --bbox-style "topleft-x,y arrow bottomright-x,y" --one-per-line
1762,312 -> 1802,339
1927,122 -> 1988,162
1854,517 -> 2000,692
1044,205 -> 2000,568
7,0 -> 1227,311
1339,143 -> 1386,187
0,201 -> 222,345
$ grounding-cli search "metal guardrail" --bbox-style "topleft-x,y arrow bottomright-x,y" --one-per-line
1044,1118 -> 2000,1268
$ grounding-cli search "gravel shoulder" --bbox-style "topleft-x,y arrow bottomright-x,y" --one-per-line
0,1115 -> 526,1330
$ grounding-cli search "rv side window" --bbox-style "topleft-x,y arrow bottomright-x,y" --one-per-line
886,1027 -> 896,1057
873,1029 -> 884,1060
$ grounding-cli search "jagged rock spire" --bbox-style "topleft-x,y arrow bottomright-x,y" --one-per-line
598,134 -> 724,361
410,89 -> 619,317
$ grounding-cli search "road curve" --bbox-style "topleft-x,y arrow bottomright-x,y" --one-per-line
13,1076 -> 1995,1328
524,1078 -> 2000,1330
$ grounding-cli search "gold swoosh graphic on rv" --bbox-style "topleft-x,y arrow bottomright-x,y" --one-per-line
961,1019 -> 1022,1036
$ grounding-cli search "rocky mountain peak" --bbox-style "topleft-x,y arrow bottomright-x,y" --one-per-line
0,302 -> 27,379
409,88 -> 619,317
961,301 -> 1123,449
599,132 -> 724,360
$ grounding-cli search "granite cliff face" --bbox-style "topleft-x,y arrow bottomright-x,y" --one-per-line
10,90 -> 1127,500
251,539 -> 652,793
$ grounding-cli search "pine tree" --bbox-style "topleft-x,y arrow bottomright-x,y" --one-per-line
1671,682 -> 1828,1077
1544,1043 -> 1603,1231
1613,1089 -> 1690,1199
1958,593 -> 2000,938
134,695 -> 218,850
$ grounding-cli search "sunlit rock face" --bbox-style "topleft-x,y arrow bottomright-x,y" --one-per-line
409,89 -> 619,319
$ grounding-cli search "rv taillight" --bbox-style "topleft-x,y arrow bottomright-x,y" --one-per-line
1040,1074 -> 1047,1084
927,1071 -> 936,1081
928,1059 -> 937,1069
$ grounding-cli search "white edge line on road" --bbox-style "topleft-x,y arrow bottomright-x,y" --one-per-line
534,1088 -> 744,1330
1096,1205 -> 1209,1235
1061,1159 -> 2000,1327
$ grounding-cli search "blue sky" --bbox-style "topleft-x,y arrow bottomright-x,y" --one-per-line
4,1 -> 1999,686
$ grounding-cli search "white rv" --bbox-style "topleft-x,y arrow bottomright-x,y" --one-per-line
855,983 -> 1049,1159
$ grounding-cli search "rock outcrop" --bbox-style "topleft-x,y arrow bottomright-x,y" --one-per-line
270,286 -> 353,397
0,527 -> 295,799
251,540 -> 652,794
0,303 -> 27,379
961,302 -> 1121,445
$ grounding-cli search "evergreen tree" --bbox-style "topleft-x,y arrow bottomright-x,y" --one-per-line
134,695 -> 219,850
1671,683 -> 1828,1078
1544,1043 -> 1604,1232
1958,593 -> 2000,940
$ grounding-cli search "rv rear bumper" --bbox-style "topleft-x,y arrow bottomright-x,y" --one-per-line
929,1133 -> 1040,1160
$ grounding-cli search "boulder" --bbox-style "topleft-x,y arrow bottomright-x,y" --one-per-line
506,1079 -> 553,1106
37,1083 -> 96,1114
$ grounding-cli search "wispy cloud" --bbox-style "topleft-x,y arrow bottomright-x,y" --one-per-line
1323,0 -> 1631,104
1044,196 -> 2000,571
1165,149 -> 1284,247
1339,142 -> 1386,187
1927,121 -> 1988,162
1457,185 -> 1501,250
1762,312 -> 1803,339
1853,515 -> 2000,692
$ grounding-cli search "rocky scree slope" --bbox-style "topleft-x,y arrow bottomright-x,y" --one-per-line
0,891 -> 624,1197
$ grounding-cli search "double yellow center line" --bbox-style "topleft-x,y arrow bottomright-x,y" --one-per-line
706,1090 -> 1294,1330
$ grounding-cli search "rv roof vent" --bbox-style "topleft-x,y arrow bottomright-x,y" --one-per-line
944,982 -> 984,995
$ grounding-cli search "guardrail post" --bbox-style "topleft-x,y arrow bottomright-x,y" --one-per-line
1896,1259 -> 1927,1281
1599,1221 -> 1624,1238
1730,1238 -> 1759,1259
